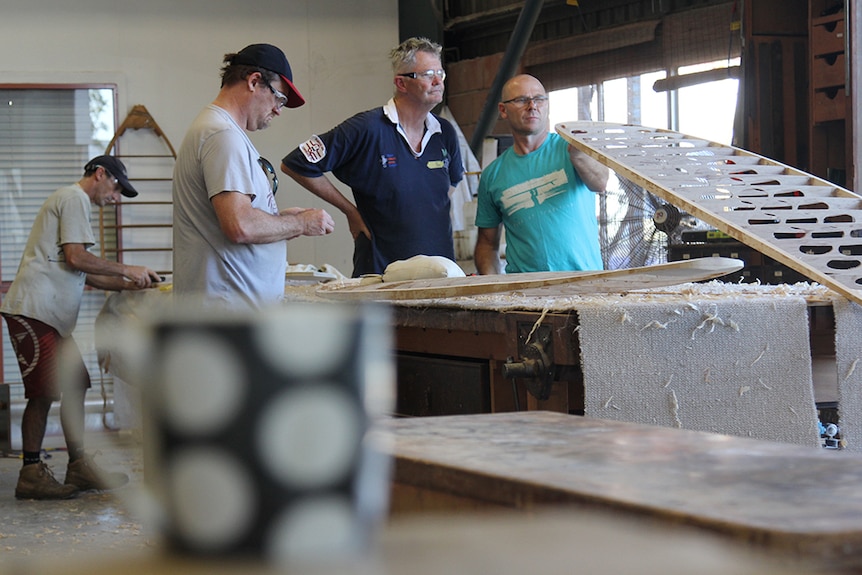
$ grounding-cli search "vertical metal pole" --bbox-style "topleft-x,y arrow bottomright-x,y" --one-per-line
847,0 -> 860,191
468,0 -> 546,158
596,83 -> 605,121
628,76 -> 641,125
667,69 -> 679,132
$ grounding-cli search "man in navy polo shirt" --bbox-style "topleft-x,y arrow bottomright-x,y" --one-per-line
281,37 -> 464,277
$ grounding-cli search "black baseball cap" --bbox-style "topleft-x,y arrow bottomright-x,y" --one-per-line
231,43 -> 305,108
84,155 -> 138,198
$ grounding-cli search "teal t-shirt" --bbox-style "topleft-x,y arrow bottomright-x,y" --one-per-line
475,132 -> 602,273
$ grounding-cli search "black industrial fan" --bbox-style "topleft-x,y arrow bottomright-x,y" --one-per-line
598,171 -> 704,270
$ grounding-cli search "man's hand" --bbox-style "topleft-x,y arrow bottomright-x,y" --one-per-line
123,264 -> 160,289
281,207 -> 335,237
345,210 -> 371,241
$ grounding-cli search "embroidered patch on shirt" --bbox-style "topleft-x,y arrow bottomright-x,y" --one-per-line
299,135 -> 327,163
380,154 -> 398,168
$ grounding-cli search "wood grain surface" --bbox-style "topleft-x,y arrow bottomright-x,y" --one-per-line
382,411 -> 862,569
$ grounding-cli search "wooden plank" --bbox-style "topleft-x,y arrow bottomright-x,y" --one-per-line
381,411 -> 862,568
523,20 -> 659,66
316,257 -> 743,301
557,121 -> 862,306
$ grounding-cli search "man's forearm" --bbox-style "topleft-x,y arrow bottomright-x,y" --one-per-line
474,244 -> 503,274
570,147 -> 609,192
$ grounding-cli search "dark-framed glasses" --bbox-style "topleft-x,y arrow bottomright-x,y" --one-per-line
398,69 -> 446,81
258,157 -> 278,194
502,95 -> 549,108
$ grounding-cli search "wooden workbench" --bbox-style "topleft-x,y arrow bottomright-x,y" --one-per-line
382,411 -> 862,569
392,288 -> 837,419
100,282 -> 837,422
394,305 -> 582,415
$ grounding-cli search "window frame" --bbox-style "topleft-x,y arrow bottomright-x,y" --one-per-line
0,82 -> 119,396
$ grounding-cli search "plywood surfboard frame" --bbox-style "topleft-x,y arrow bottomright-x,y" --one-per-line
316,257 -> 743,301
557,121 -> 862,306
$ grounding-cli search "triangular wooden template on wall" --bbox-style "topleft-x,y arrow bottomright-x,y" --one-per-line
99,104 -> 176,276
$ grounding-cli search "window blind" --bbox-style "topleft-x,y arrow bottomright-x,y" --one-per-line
0,87 -> 117,410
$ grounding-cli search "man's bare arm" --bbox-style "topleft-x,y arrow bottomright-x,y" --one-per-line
568,145 -> 609,192
211,190 -> 334,244
63,243 -> 157,288
474,226 -> 504,275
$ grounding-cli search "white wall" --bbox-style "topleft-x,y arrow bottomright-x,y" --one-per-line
0,0 -> 398,275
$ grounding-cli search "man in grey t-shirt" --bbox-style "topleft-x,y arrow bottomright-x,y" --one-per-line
1,155 -> 160,499
172,43 -> 334,310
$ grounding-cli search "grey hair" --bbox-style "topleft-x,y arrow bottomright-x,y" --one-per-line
389,37 -> 443,73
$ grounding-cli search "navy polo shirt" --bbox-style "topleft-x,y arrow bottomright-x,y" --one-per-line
283,106 -> 463,276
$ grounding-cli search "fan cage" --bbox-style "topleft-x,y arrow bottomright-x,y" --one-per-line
599,171 -> 707,270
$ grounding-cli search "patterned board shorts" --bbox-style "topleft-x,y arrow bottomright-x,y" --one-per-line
1,314 -> 90,400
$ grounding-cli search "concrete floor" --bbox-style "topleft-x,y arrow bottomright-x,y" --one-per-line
0,431 -> 155,567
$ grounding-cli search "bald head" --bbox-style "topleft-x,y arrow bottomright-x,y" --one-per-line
501,74 -> 546,102
498,74 -> 550,140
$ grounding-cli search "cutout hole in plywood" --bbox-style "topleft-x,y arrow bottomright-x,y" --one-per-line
749,218 -> 781,225
799,246 -> 832,256
775,231 -> 806,239
812,231 -> 843,239
801,245 -> 832,255
827,259 -> 861,270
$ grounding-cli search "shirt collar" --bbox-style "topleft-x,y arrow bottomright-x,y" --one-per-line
384,98 -> 441,157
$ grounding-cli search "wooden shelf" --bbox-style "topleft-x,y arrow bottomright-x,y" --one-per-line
811,15 -> 845,55
811,12 -> 844,27
808,0 -> 850,186
812,53 -> 846,90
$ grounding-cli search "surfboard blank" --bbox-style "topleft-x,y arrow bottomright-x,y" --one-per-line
317,257 -> 743,301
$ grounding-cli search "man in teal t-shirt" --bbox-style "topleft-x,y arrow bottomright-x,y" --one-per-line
474,74 -> 608,274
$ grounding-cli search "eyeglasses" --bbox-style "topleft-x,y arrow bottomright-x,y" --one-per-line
258,157 -> 278,194
501,95 -> 549,108
262,80 -> 288,110
398,69 -> 446,81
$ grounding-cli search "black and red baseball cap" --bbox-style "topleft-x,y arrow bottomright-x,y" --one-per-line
231,43 -> 305,108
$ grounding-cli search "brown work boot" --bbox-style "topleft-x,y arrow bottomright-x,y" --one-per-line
64,453 -> 129,491
15,462 -> 80,500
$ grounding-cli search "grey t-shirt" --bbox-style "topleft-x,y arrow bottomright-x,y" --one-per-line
172,105 -> 287,310
1,184 -> 93,337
